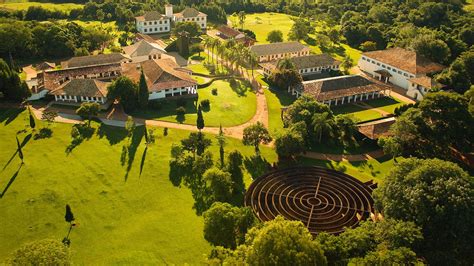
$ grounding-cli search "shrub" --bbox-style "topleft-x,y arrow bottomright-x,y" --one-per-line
176,98 -> 187,107
212,88 -> 218,95
148,100 -> 162,110
176,106 -> 186,115
201,99 -> 210,109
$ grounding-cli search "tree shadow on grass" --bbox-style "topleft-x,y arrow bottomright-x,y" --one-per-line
244,155 -> 272,180
138,146 -> 148,178
0,164 -> 22,199
33,128 -> 53,140
169,161 -> 184,187
96,123 -> 128,145
66,124 -> 95,155
0,108 -> 25,125
229,79 -> 250,97
2,133 -> 32,172
122,126 -> 144,182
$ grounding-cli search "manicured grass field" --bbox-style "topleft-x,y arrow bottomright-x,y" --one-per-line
332,104 -> 383,122
263,87 -> 295,136
363,97 -> 404,114
297,156 -> 397,184
132,79 -> 257,127
0,1 -> 83,12
0,108 -> 276,264
241,13 -> 362,62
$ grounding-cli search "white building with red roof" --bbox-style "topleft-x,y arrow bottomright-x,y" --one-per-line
358,47 -> 445,100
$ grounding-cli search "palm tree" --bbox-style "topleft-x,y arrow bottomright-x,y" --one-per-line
248,50 -> 257,78
311,112 -> 336,143
277,57 -> 296,71
335,114 -> 357,145
202,37 -> 211,63
216,43 -> 225,73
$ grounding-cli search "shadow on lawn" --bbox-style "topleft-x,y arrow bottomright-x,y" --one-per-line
0,164 -> 23,199
97,123 -> 128,145
2,133 -> 32,172
121,126 -> 144,182
229,78 -> 251,97
66,124 -> 95,155
0,108 -> 25,126
244,155 -> 272,179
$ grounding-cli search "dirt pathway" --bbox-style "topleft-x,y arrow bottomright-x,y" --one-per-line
301,149 -> 385,161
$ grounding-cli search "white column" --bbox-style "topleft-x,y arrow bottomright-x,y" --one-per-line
334,98 -> 338,106
341,97 -> 345,104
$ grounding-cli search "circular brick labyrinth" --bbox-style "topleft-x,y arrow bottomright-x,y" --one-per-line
245,166 -> 376,235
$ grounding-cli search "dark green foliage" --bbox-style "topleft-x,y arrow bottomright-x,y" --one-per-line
203,202 -> 255,249
176,106 -> 186,116
28,107 -> 35,129
64,205 -> 74,223
288,17 -> 313,41
196,105 -> 204,131
138,69 -> 149,109
225,150 -> 244,201
107,77 -> 138,112
437,49 -> 474,94
211,88 -> 218,95
203,167 -> 233,204
274,129 -> 305,159
316,219 -> 422,265
242,122 -> 272,154
268,58 -> 302,90
380,91 -> 473,159
266,30 -> 283,43
172,22 -> 201,38
75,102 -> 100,126
181,132 -> 211,156
200,99 -> 210,109
374,158 -> 474,264
0,59 -> 31,101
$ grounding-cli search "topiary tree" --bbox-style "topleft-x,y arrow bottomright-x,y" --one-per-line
6,239 -> 70,265
197,105 -> 204,132
266,30 -> 283,43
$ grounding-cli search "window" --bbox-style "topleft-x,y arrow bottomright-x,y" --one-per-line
398,70 -> 402,74
144,29 -> 147,32
376,62 -> 380,66
155,28 -> 158,31
164,27 -> 168,31
387,66 -> 391,70
404,73 -> 408,77
154,21 -> 157,25
382,64 -> 386,68
159,27 -> 162,31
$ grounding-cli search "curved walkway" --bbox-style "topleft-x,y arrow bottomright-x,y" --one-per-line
301,149 -> 385,161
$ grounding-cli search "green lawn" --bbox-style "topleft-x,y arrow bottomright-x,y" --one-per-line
263,87 -> 295,136
363,97 -> 404,114
0,108 -> 276,264
296,156 -> 397,184
240,13 -> 362,62
132,79 -> 257,127
332,104 -> 383,122
0,1 -> 83,12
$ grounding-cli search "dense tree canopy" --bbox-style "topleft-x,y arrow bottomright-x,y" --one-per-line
6,239 -> 70,265
374,158 -> 474,264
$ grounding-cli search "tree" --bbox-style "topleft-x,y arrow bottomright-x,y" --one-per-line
172,22 -> 201,38
237,11 -> 246,30
216,125 -> 226,167
360,41 -> 377,51
316,219 -> 422,265
288,17 -> 312,41
63,204 -> 76,246
311,112 -> 336,143
269,58 -> 302,90
228,216 -> 326,265
181,132 -> 212,156
28,106 -> 35,129
341,55 -> 354,73
203,167 -> 234,204
125,116 -> 135,138
197,105 -> 204,132
107,76 -> 138,112
137,69 -> 148,109
6,239 -> 70,265
266,30 -> 283,43
242,122 -> 272,155
274,129 -> 305,159
75,102 -> 99,126
334,114 -> 357,145
41,110 -> 58,127
411,34 -> 450,64
225,150 -> 244,197
0,59 -> 30,101
203,202 -> 255,249
374,158 -> 474,264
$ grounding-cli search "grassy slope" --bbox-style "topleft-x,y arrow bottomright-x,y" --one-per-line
241,13 -> 362,62
133,79 -> 256,127
0,108 -> 276,264
0,2 -> 83,12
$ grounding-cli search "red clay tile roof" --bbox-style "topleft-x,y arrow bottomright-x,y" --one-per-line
122,40 -> 166,57
174,7 -> 206,18
122,59 -> 196,92
50,79 -> 109,98
36,61 -> 56,71
136,11 -> 167,21
250,42 -> 310,57
260,54 -> 340,71
408,76 -> 440,89
357,117 -> 396,139
297,75 -> 390,102
362,48 -> 445,75
62,53 -> 127,69
217,26 -> 245,38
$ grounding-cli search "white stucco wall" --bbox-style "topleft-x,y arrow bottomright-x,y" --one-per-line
358,56 -> 416,90
136,18 -> 171,34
